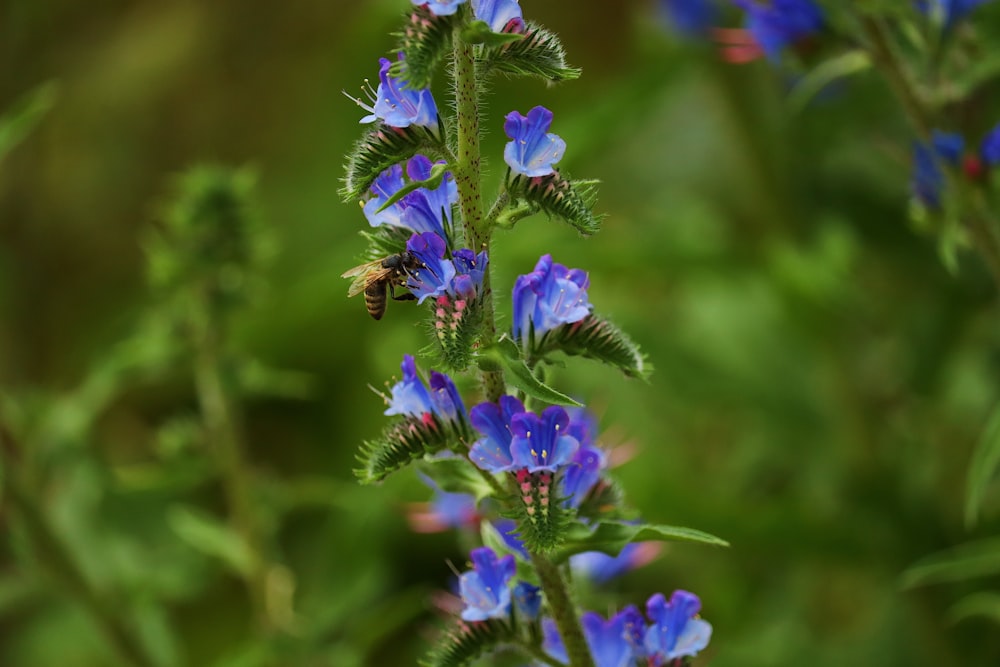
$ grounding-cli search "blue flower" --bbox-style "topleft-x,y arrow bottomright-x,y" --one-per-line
911,130 -> 964,208
510,406 -> 581,473
503,106 -> 567,177
644,590 -> 713,664
359,56 -> 439,131
733,0 -> 823,61
544,607 -> 646,667
450,247 -> 488,301
408,474 -> 478,532
560,443 -> 604,508
513,581 -> 541,620
412,0 -> 467,15
384,354 -> 466,422
491,518 -> 529,558
659,0 -> 717,37
918,0 -> 992,27
472,0 -> 524,33
363,163 -> 406,228
362,156 -> 458,238
458,546 -> 516,621
512,254 -> 592,342
981,122 -> 1000,166
570,543 -> 661,583
406,232 -> 457,303
469,395 -> 525,472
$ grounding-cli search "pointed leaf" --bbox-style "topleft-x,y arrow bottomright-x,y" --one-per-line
536,313 -> 651,379
553,520 -> 729,564
167,505 -> 254,575
948,592 -> 1000,626
507,172 -> 602,236
462,21 -> 525,47
355,416 -> 470,484
965,400 -> 1000,528
420,618 -> 515,667
480,23 -> 580,82
479,337 -> 582,407
900,538 -> 1000,589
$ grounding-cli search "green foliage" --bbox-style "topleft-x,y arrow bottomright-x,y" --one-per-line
478,337 -> 582,406
341,124 -> 444,201
554,521 -> 729,564
430,296 -> 485,372
966,400 -> 1000,528
0,81 -> 57,163
479,23 -> 580,82
949,592 -> 1000,626
420,619 -> 515,667
533,314 -> 651,380
396,5 -> 456,90
901,538 -> 1000,589
506,172 -> 602,236
355,416 -> 471,484
507,472 -> 574,553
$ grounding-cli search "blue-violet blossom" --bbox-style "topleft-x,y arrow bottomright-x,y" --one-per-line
733,0 -> 824,61
509,406 -> 581,472
544,607 -> 647,667
458,546 -> 516,621
412,0 -> 467,15
660,0 -> 718,37
503,106 -> 566,177
408,474 -> 478,533
644,590 -> 713,664
570,542 -> 662,583
982,122 -> 1000,167
358,56 -> 438,131
472,0 -> 524,33
911,130 -> 964,208
512,254 -> 592,342
405,233 -> 488,304
363,155 -> 457,238
384,354 -> 466,423
918,0 -> 992,27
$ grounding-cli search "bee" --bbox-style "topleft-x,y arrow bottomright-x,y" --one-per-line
341,251 -> 424,320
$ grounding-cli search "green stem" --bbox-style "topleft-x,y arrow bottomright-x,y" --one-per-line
191,292 -> 272,631
531,553 -> 595,667
861,16 -> 932,138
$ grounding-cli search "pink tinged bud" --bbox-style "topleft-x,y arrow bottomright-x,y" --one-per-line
516,469 -> 530,483
521,482 -> 532,493
455,300 -> 467,311
540,497 -> 549,507
538,485 -> 549,496
525,506 -> 536,516
522,495 -> 533,505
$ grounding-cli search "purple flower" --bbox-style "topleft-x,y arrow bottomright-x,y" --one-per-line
358,56 -> 438,131
570,543 -> 662,583
491,518 -> 529,558
733,0 -> 823,61
364,156 -> 457,238
450,247 -> 489,301
503,106 -> 567,177
544,607 -> 646,667
981,122 -> 1000,166
408,474 -> 478,532
512,254 -> 592,342
412,0 -> 467,15
911,130 -> 964,208
644,590 -> 713,664
918,0 -> 992,26
660,0 -> 717,37
510,406 -> 581,473
406,232 -> 457,303
469,395 -> 525,473
458,547 -> 516,621
384,354 -> 466,422
472,0 -> 524,33
560,443 -> 604,507
513,581 -> 541,620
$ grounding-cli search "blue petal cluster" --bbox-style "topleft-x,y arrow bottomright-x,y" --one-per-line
468,397 -> 580,473
659,0 -> 717,37
405,232 -> 488,304
911,130 -> 964,208
359,56 -> 439,131
364,155 -> 457,239
543,591 -> 711,666
918,0 -> 992,27
570,542 -> 661,584
513,581 -> 541,620
458,546 -> 516,621
512,254 -> 592,342
733,0 -> 824,61
408,474 -> 478,533
472,0 -> 524,33
412,0 -> 467,16
503,106 -> 567,177
982,122 -> 1000,166
384,354 -> 466,422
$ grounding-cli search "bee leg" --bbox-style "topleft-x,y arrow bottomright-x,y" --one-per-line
388,283 -> 417,302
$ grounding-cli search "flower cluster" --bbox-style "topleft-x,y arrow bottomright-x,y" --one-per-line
364,155 -> 457,240
356,55 -> 439,132
512,254 -> 592,344
384,354 -> 467,425
542,590 -> 712,667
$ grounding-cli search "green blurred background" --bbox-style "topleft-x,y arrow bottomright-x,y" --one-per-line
2,0 -> 1000,665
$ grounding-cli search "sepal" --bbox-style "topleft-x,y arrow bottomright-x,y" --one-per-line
532,313 -> 651,379
397,4 -> 456,90
420,618 -> 515,667
355,415 -> 470,484
357,225 -> 413,262
508,469 -> 573,553
506,171 -> 602,236
553,520 -> 730,564
429,294 -> 485,372
480,22 -> 580,82
341,124 -> 444,202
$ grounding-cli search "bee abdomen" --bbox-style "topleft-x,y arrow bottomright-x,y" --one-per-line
364,282 -> 387,320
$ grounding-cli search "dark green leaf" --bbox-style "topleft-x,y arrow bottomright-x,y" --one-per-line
788,50 -> 871,112
966,401 -> 1000,528
461,21 -> 524,47
948,592 -> 1000,626
507,172 -> 602,237
900,538 -> 1000,589
480,23 -> 580,82
553,520 -> 729,564
167,505 -> 253,575
535,313 -> 651,380
479,337 -> 582,406
355,416 -> 471,484
0,80 -> 57,162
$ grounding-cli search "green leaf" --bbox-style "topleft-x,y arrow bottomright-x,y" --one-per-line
420,618 -> 515,667
507,172 -> 602,237
534,313 -> 651,379
948,592 -> 1000,626
167,505 -> 254,575
553,520 -> 729,564
479,337 -> 582,407
356,416 -> 471,484
341,124 -> 444,202
480,23 -> 580,82
461,21 -> 524,47
0,80 -> 57,163
900,538 -> 1000,589
788,50 -> 871,113
396,4 -> 456,89
965,401 -> 1000,529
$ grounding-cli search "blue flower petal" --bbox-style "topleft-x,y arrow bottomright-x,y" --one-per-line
503,106 -> 566,177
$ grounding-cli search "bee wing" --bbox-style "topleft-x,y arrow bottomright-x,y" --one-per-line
347,267 -> 395,297
342,259 -> 383,297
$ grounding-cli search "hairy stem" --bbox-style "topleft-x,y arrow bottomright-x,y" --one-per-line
531,552 -> 595,667
191,292 -> 272,631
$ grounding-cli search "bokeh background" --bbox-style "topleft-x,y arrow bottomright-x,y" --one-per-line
3,0 -> 1000,665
